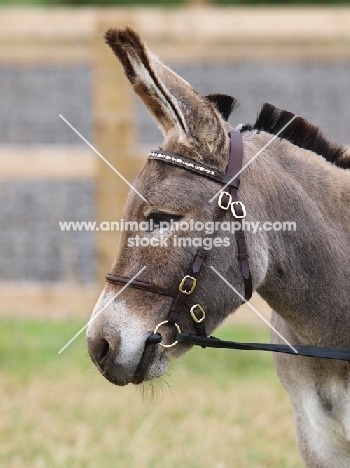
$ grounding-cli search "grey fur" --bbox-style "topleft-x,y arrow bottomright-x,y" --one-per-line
87,27 -> 350,467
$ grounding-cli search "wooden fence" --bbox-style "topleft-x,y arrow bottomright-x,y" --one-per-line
0,6 -> 349,317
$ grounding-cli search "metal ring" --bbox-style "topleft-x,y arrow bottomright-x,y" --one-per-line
190,304 -> 206,324
153,320 -> 181,348
231,201 -> 246,218
218,191 -> 232,210
179,275 -> 197,295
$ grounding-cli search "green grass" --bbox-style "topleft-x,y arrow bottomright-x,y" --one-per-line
0,317 -> 302,467
178,323 -> 276,385
0,317 -> 275,384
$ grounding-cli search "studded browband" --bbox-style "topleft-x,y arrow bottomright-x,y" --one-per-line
106,129 -> 252,341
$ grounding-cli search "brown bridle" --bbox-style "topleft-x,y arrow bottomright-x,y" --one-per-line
104,130 -> 350,362
106,129 -> 252,344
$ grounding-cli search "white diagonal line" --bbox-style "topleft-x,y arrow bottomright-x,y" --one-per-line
58,266 -> 147,354
59,114 -> 148,203
210,266 -> 298,354
209,115 -> 297,203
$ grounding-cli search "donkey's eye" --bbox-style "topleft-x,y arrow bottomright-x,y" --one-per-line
146,212 -> 182,231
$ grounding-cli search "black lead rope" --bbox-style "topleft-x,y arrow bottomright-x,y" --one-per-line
146,333 -> 350,361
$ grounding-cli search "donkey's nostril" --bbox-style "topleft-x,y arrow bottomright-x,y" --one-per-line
87,336 -> 113,367
98,339 -> 110,364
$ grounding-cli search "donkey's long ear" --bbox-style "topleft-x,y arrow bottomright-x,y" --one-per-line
105,27 -> 190,137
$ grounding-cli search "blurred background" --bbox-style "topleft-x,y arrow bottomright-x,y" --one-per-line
0,2 -> 349,467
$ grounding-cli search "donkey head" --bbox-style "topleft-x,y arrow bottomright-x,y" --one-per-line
86,27 -> 266,386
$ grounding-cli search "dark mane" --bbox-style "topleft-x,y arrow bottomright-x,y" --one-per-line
243,103 -> 349,169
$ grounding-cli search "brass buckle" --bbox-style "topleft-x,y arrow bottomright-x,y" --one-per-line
179,275 -> 197,295
190,304 -> 206,324
231,201 -> 246,218
218,191 -> 232,210
153,320 -> 181,348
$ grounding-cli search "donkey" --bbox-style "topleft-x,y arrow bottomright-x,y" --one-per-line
86,27 -> 350,467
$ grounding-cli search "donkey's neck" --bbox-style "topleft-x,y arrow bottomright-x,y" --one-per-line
246,134 -> 350,346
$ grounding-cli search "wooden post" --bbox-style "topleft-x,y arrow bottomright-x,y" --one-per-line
93,21 -> 136,282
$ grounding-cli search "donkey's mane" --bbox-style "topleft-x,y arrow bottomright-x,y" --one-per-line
242,103 -> 349,169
